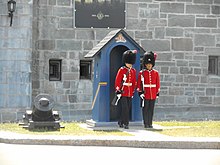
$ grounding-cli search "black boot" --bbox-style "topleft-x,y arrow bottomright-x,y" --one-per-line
124,125 -> 129,129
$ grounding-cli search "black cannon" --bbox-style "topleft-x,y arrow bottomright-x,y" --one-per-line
20,94 -> 62,129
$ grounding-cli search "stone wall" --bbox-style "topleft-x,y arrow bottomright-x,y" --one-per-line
32,0 -> 220,121
0,0 -> 32,122
0,0 -> 220,122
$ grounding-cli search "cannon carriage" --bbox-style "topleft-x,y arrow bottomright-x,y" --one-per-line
20,94 -> 62,130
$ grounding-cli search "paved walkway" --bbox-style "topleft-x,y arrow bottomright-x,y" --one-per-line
0,124 -> 220,149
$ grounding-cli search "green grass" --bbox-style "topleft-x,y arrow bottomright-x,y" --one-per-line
0,122 -> 131,136
0,121 -> 220,137
155,121 -> 220,137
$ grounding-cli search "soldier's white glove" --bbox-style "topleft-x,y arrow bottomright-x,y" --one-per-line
140,94 -> 145,100
117,94 -> 122,98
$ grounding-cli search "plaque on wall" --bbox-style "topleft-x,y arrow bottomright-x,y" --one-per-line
75,0 -> 125,28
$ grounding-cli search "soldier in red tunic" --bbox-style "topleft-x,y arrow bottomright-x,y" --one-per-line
137,51 -> 160,128
114,50 -> 137,129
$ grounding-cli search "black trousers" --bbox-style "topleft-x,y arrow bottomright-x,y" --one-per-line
117,96 -> 132,126
142,99 -> 156,126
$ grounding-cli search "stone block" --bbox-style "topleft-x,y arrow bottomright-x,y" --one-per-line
194,47 -> 204,52
186,5 -> 210,14
177,60 -> 188,66
69,95 -> 77,103
156,61 -> 175,67
63,81 -> 70,88
76,30 -> 95,40
53,7 -> 73,17
57,0 -> 71,6
185,87 -> 194,96
201,76 -> 208,83
184,75 -> 200,83
180,67 -> 193,74
56,40 -> 82,51
194,0 -> 213,4
173,53 -> 184,59
0,72 -> 6,84
160,3 -> 184,13
59,18 -> 73,28
170,67 -> 179,74
196,18 -> 217,28
140,7 -> 159,18
0,94 -> 6,107
63,73 -> 79,81
216,88 -> 220,96
157,52 -> 172,61
194,68 -> 202,74
155,0 -> 175,1
176,75 -> 184,82
155,106 -> 220,121
172,38 -> 193,51
37,40 -> 55,50
96,30 -> 111,40
155,27 -> 165,39
164,75 -> 176,82
148,19 -> 167,27
158,96 -> 175,104
1,112 -> 17,122
77,94 -> 93,102
166,28 -> 183,37
214,97 -> 220,104
206,88 -> 216,95
49,0 -> 56,5
127,18 -> 147,30
212,6 -> 220,14
141,40 -> 170,51
189,62 -> 201,67
208,76 -> 220,83
168,14 -> 195,27
195,34 -> 215,46
83,41 -> 94,51
176,0 -> 192,2
127,3 -> 139,18
197,96 -> 212,104
54,30 -> 75,39
20,95 -> 31,107
214,0 -> 220,4
32,81 -> 40,89
205,48 -> 220,55
135,31 -> 152,39
161,67 -> 169,73
187,97 -> 195,104
195,88 -> 205,96
169,87 -> 184,95
175,96 -> 187,105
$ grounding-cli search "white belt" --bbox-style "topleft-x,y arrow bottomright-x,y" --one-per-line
143,84 -> 156,87
123,83 -> 132,86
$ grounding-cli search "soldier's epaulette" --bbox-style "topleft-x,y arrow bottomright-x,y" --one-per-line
140,69 -> 146,73
153,69 -> 159,72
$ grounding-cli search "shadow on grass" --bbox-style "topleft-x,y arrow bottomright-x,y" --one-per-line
22,126 -> 61,132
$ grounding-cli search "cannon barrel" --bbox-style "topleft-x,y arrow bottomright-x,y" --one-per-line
32,97 -> 54,121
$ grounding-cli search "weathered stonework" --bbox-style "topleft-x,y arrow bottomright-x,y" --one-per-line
0,0 -> 220,122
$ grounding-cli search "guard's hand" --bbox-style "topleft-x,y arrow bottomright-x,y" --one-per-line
117,94 -> 122,98
138,91 -> 143,95
140,94 -> 145,100
156,93 -> 159,99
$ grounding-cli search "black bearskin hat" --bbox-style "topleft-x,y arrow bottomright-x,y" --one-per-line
122,50 -> 137,65
142,51 -> 156,67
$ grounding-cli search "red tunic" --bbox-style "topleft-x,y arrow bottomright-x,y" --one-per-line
115,66 -> 136,97
137,69 -> 160,100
